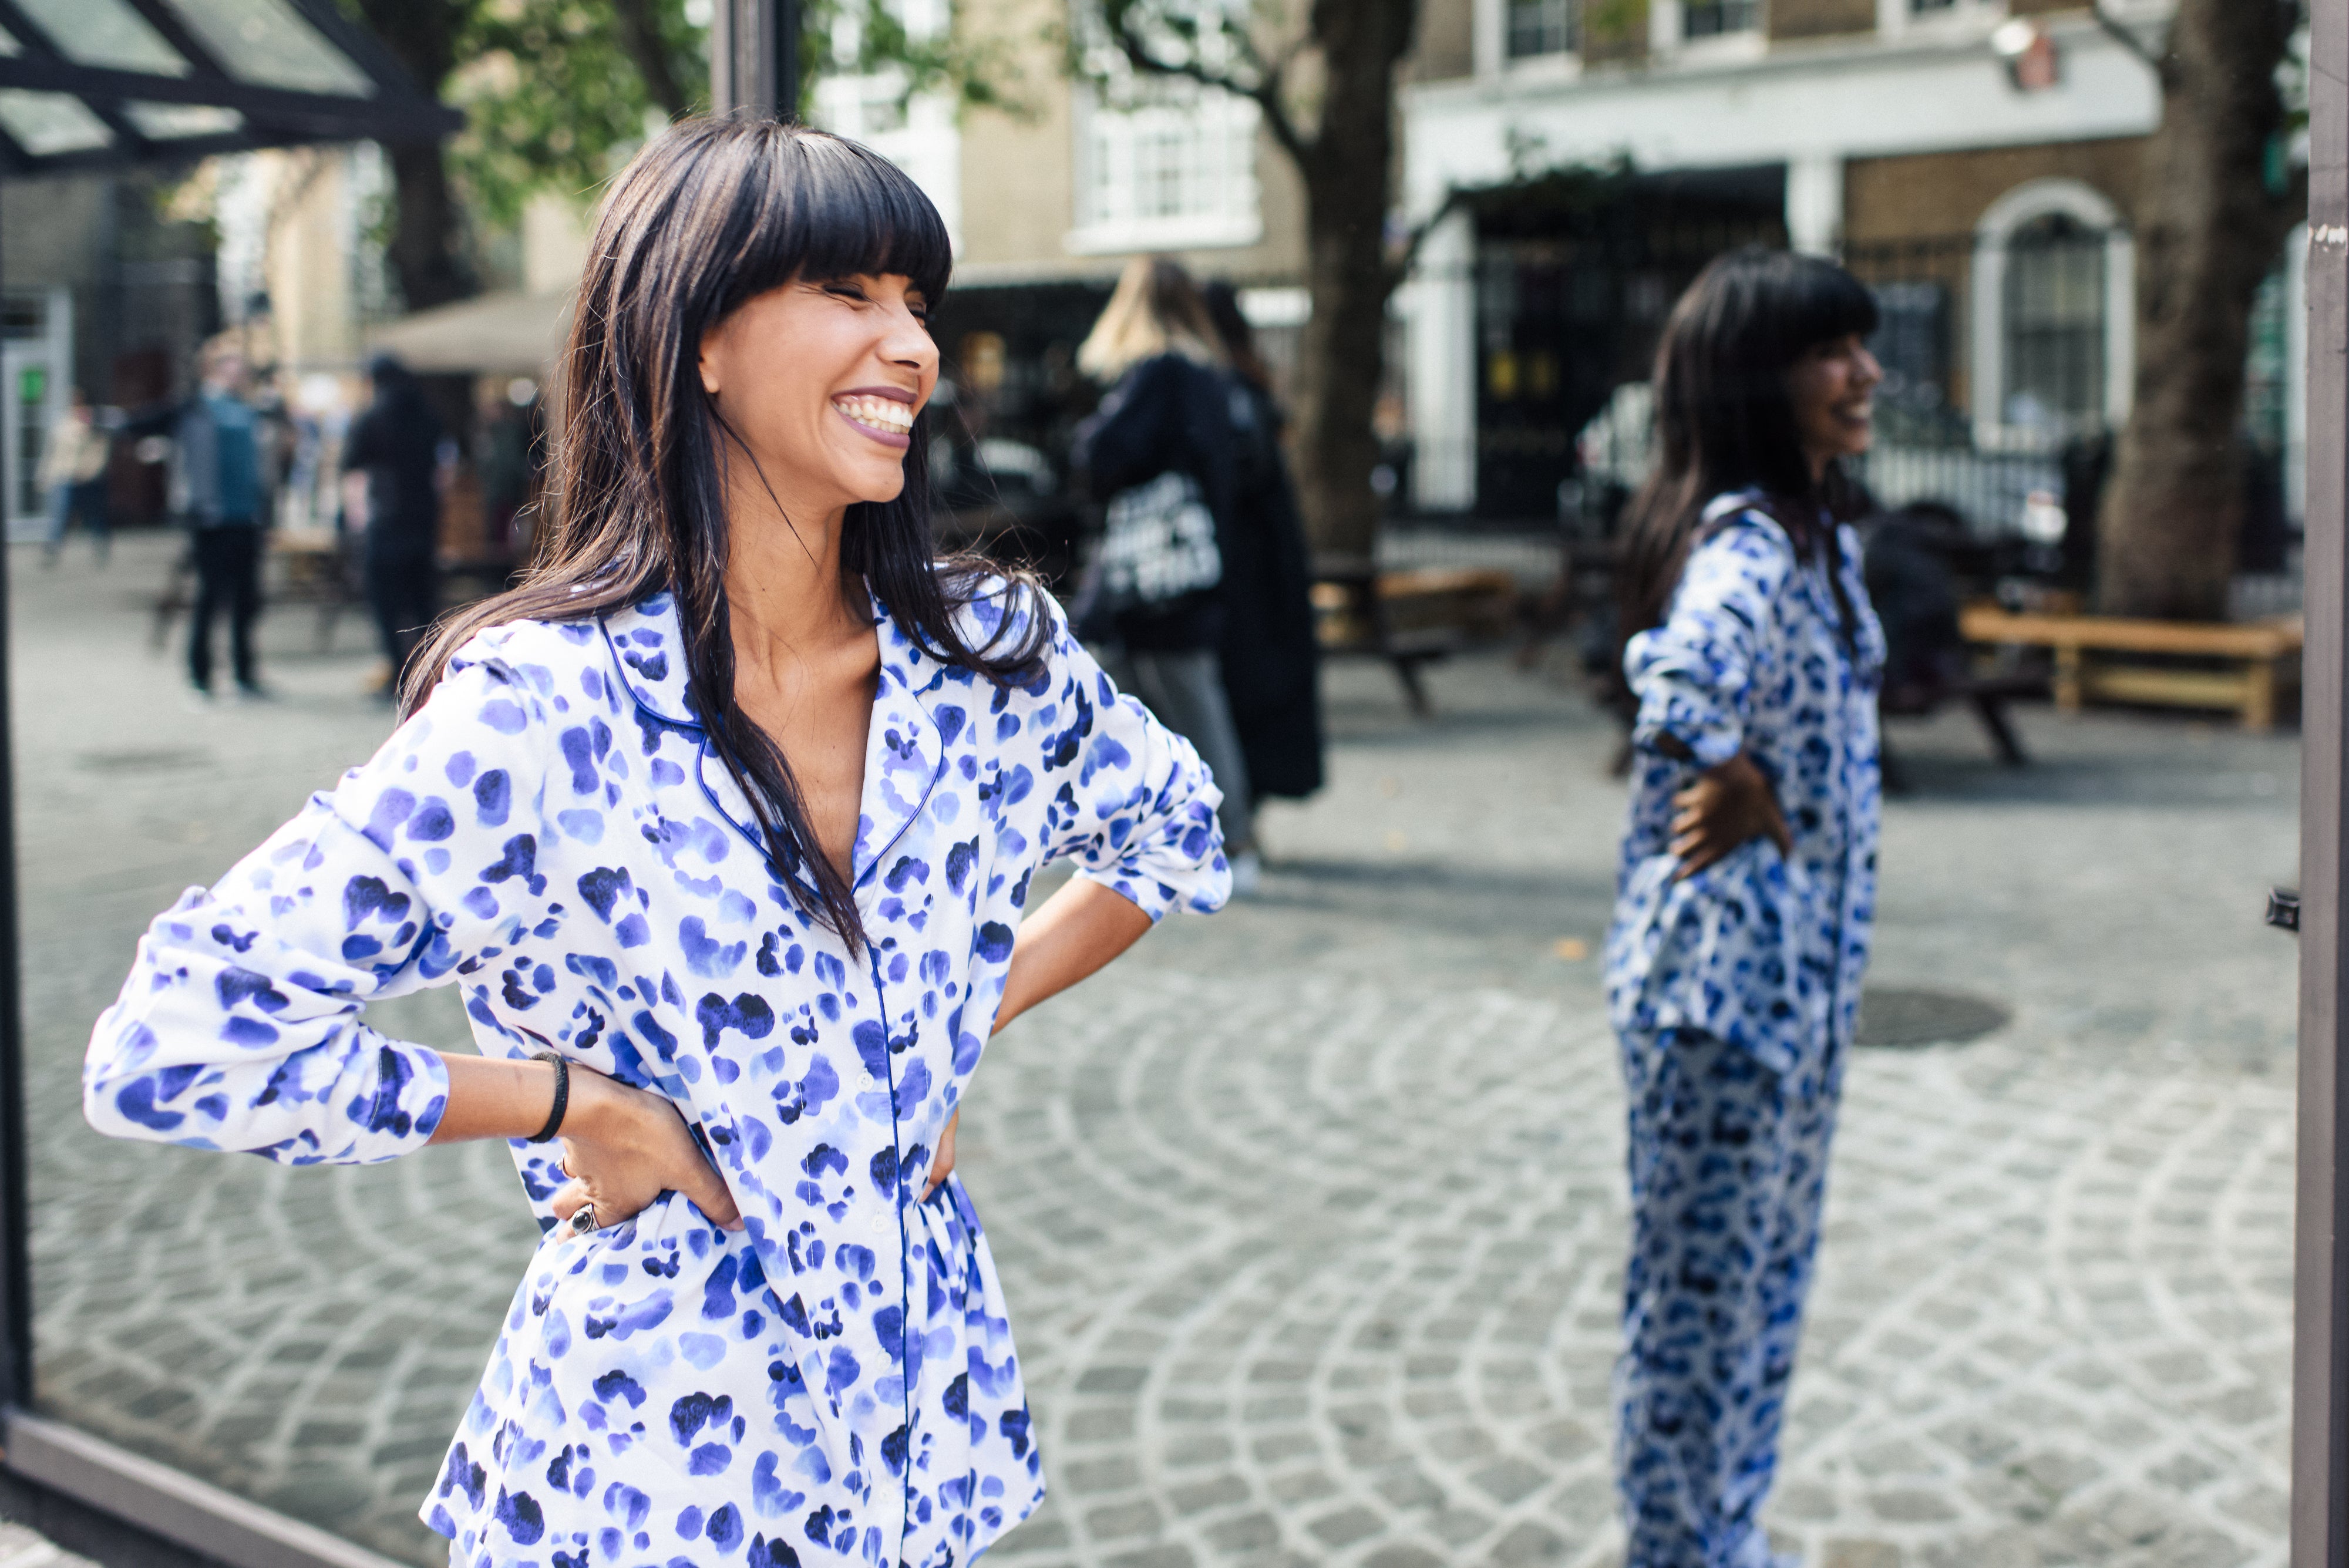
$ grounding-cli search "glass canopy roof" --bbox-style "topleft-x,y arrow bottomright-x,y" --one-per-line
0,0 -> 459,173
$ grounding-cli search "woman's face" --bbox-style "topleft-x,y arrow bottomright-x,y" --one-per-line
696,271 -> 937,513
1784,331 -> 1882,476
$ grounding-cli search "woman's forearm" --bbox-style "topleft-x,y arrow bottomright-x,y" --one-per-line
427,1051 -> 625,1145
994,878 -> 1153,1035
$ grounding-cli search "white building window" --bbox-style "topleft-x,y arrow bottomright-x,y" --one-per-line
1068,82 -> 1262,254
2003,214 -> 2107,425
1969,179 -> 2134,445
1878,0 -> 2000,36
1647,0 -> 1764,56
812,0 -> 963,250
1680,0 -> 1758,38
1506,0 -> 1577,59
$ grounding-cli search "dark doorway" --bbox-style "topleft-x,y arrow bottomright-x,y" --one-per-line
1468,163 -> 1788,520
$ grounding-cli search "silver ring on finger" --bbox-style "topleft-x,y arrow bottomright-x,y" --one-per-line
568,1203 -> 598,1237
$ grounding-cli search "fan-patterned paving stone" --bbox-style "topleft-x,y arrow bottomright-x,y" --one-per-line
11,534 -> 2300,1566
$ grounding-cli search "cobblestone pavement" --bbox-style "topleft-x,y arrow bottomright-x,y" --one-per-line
15,537 -> 2298,1566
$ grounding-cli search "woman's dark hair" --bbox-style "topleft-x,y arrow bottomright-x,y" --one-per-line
1200,281 -> 1271,394
405,115 -> 1051,951
1616,246 -> 1880,645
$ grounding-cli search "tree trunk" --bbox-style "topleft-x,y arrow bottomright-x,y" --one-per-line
1289,0 -> 1420,563
354,0 -> 475,313
612,0 -> 692,119
2095,0 -> 2299,619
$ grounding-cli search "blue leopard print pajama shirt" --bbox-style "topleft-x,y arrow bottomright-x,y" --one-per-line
85,581 -> 1229,1568
1604,492 -> 1884,1568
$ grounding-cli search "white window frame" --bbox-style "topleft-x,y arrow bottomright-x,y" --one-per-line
813,68 -> 965,251
812,1 -> 963,251
1066,82 -> 1263,254
1969,177 -> 2134,446
1649,0 -> 1766,64
1877,0 -> 2005,42
1476,0 -> 1584,80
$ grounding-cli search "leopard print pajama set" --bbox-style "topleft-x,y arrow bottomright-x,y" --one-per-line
1604,492 -> 1885,1568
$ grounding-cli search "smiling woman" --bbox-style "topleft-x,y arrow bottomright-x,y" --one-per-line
79,116 -> 1232,1568
1602,248 -> 1888,1568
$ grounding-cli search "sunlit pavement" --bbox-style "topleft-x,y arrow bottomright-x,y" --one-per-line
14,534 -> 2298,1567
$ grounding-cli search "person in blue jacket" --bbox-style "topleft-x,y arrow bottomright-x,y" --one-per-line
1603,248 -> 1887,1568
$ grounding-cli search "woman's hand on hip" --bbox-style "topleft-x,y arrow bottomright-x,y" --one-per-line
549,1066 -> 743,1236
924,1110 -> 959,1202
1670,751 -> 1793,877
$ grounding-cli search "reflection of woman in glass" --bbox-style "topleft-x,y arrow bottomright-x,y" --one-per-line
1604,248 -> 1886,1568
85,120 -> 1229,1567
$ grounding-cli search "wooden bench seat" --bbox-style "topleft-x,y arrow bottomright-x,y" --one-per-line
1311,564 -> 1521,716
1958,605 -> 2304,732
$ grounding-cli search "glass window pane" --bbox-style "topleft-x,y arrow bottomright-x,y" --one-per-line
24,359 -> 537,1556
2004,214 -> 2106,425
163,0 -> 375,96
123,102 -> 245,139
14,0 -> 191,76
1507,0 -> 1578,58
0,90 -> 114,156
1682,0 -> 1758,37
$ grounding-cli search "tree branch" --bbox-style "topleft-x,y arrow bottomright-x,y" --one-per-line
1386,186 -> 1470,291
1099,8 -> 1310,167
2089,1 -> 2170,80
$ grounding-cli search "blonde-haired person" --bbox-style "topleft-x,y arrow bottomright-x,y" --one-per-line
1073,255 -> 1263,893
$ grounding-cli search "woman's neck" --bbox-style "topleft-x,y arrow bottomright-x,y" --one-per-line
716,452 -> 866,679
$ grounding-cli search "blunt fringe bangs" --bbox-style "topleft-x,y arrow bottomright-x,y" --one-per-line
1615,246 -> 1879,667
401,115 -> 1051,953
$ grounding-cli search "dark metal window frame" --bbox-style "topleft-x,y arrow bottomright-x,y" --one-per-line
2298,6 -> 2349,1563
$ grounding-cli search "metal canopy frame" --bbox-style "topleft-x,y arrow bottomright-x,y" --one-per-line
0,0 -> 458,177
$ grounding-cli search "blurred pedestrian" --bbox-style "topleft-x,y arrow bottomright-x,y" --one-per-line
1072,257 -> 1259,889
344,354 -> 447,694
1201,280 -> 1325,810
173,341 -> 268,699
1604,248 -> 1886,1568
38,386 -> 111,567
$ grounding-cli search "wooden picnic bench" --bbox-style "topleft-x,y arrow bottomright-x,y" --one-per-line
1958,604 -> 2304,732
1311,561 -> 1520,716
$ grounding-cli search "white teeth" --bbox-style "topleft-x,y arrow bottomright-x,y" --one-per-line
833,395 -> 912,434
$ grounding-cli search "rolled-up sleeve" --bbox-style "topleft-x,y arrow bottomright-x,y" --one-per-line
1034,610 -> 1230,920
84,639 -> 555,1165
1623,516 -> 1795,770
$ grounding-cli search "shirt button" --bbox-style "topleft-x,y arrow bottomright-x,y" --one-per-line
871,1214 -> 891,1237
859,1070 -> 877,1090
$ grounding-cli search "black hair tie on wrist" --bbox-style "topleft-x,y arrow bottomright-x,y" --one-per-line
527,1052 -> 570,1143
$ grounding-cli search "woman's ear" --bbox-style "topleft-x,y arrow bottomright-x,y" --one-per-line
698,332 -> 723,398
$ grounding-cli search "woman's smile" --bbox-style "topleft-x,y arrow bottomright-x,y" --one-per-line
832,387 -> 916,447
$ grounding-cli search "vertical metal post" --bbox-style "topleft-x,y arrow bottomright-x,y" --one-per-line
709,0 -> 801,120
2300,1 -> 2349,1563
0,177 -> 33,1414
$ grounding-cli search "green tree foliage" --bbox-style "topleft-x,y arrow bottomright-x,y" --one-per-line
447,1 -> 707,228
347,0 -> 1020,306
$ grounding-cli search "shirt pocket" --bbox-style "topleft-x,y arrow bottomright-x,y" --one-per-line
1606,837 -> 1818,1076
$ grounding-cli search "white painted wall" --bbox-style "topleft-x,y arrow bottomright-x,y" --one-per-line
1401,16 -> 2161,220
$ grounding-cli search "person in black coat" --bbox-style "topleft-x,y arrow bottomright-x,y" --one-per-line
1071,257 -> 1261,889
344,354 -> 446,694
1202,281 -> 1325,805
